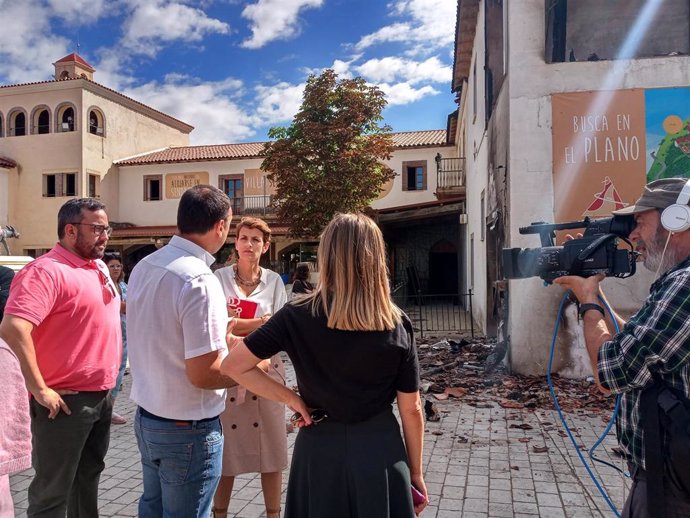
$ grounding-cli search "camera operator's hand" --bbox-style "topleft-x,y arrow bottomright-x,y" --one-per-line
553,273 -> 605,304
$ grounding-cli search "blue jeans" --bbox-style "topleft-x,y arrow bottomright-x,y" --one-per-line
134,409 -> 223,518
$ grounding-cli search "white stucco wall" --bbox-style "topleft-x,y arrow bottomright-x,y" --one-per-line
505,0 -> 690,374
118,144 -> 455,227
371,145 -> 456,209
462,2 -> 490,332
81,88 -> 190,224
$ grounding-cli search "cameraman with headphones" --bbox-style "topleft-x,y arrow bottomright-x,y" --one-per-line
555,177 -> 690,518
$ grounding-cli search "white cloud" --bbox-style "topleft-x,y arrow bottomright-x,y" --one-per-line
122,1 -> 230,56
124,76 -> 261,144
254,82 -> 305,125
47,0 -> 109,24
355,0 -> 455,53
355,56 -> 451,85
377,82 -> 438,105
0,0 -> 70,83
241,0 -> 323,49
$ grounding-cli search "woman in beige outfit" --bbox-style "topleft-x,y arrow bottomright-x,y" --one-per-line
212,217 -> 288,518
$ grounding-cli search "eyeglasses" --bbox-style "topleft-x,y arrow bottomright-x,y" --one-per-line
290,409 -> 328,424
70,222 -> 113,237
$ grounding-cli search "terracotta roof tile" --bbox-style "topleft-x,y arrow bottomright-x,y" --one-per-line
391,129 -> 448,148
0,156 -> 17,169
54,53 -> 95,71
116,130 -> 449,166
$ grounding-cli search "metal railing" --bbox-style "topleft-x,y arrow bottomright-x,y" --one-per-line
229,196 -> 276,216
394,290 -> 474,339
436,156 -> 465,189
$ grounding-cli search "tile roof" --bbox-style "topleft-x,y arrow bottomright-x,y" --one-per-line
0,156 -> 17,169
54,53 -> 95,71
116,130 -> 449,166
452,0 -> 480,91
392,129 -> 448,148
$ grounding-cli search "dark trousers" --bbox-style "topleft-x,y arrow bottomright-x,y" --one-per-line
622,466 -> 690,518
27,391 -> 113,518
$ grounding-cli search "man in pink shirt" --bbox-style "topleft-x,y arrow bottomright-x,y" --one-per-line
0,198 -> 121,518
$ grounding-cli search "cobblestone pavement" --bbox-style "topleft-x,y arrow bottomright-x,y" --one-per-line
11,358 -> 631,517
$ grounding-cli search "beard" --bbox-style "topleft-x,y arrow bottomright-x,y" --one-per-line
641,231 -> 678,275
74,231 -> 106,260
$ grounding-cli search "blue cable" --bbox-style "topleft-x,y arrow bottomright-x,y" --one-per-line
587,296 -> 629,477
547,292 -> 623,517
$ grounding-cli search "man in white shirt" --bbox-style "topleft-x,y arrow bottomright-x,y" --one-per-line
127,185 -> 237,518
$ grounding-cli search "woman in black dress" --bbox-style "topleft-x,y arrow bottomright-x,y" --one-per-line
222,213 -> 428,518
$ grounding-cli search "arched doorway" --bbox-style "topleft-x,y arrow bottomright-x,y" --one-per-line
429,239 -> 458,294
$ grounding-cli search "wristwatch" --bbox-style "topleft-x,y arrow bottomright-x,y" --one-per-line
578,303 -> 605,318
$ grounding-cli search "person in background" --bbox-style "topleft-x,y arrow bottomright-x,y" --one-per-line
0,336 -> 32,518
0,198 -> 121,518
104,252 -> 128,425
222,213 -> 428,518
127,187 -> 303,518
290,263 -> 313,298
212,217 -> 288,518
0,266 -> 15,322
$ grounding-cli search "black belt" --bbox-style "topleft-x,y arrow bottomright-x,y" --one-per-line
138,407 -> 218,424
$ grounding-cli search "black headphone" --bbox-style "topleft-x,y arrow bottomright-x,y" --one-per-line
660,179 -> 690,233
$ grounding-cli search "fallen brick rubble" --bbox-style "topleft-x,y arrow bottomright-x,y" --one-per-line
418,337 -> 615,416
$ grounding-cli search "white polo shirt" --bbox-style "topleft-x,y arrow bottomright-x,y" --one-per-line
127,235 -> 228,420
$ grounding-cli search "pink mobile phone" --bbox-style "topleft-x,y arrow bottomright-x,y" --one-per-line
411,485 -> 426,505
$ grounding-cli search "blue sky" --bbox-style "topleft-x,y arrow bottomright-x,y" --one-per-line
0,0 -> 456,144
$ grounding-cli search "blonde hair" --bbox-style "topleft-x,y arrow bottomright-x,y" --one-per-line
236,217 -> 271,243
300,213 -> 402,331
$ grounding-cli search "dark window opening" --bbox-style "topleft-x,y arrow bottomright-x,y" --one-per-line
46,175 -> 57,197
407,167 -> 423,190
64,173 -> 76,196
37,110 -> 50,134
144,176 -> 162,201
43,173 -> 77,197
88,174 -> 98,197
89,110 -> 104,135
13,113 -> 26,136
61,107 -> 74,131
220,176 -> 244,214
545,0 -> 689,63
402,161 -> 427,191
484,0 -> 504,122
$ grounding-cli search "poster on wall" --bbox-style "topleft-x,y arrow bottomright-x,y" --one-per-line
244,169 -> 276,196
552,87 -> 690,237
165,172 -> 210,199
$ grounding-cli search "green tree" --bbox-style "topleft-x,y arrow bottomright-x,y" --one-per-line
262,69 -> 395,238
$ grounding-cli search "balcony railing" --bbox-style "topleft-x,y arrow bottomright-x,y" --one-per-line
229,195 -> 276,217
436,156 -> 465,191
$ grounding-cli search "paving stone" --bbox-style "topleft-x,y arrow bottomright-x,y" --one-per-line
9,362 -> 632,516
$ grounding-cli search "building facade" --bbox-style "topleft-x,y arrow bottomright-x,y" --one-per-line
452,0 -> 690,374
0,54 -> 463,288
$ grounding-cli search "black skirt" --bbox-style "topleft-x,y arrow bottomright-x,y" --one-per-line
284,408 -> 415,518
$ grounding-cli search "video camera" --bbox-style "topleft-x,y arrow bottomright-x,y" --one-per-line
502,215 -> 638,282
